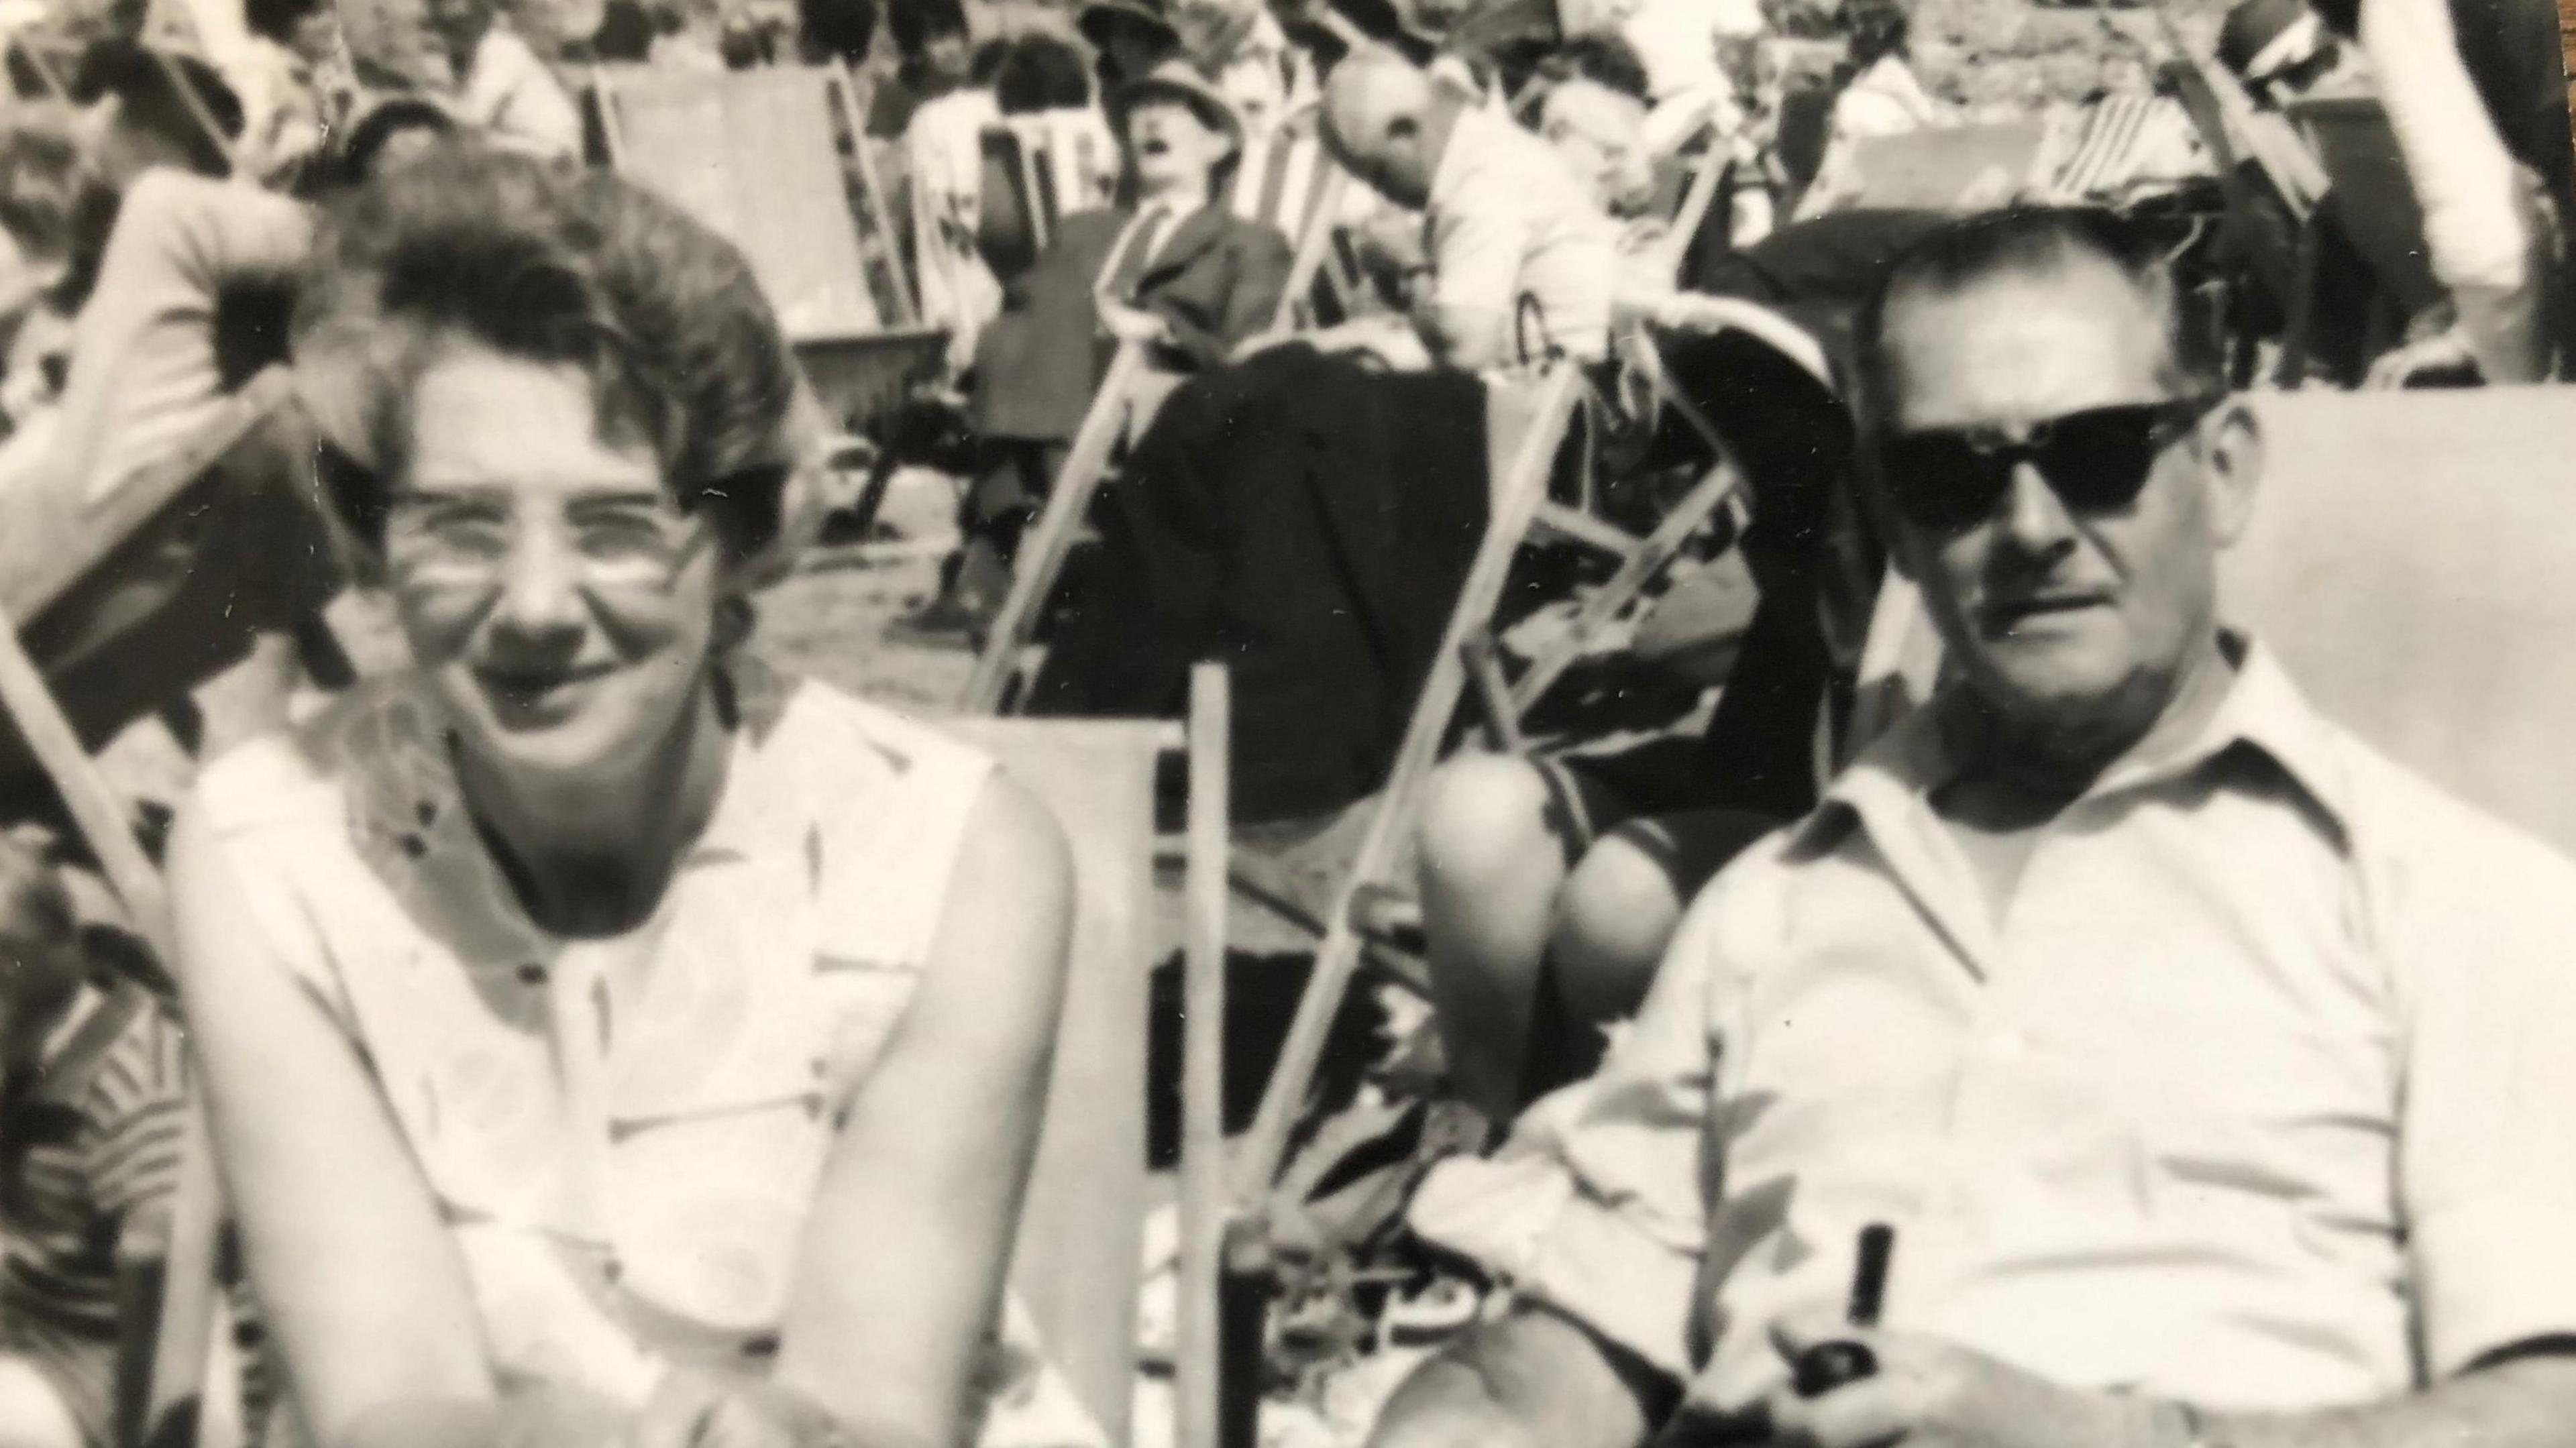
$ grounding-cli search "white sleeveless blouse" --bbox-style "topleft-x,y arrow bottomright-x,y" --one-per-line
190,664 -> 1099,1445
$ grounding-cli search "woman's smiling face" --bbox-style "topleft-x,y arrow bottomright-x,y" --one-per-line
385,339 -> 727,785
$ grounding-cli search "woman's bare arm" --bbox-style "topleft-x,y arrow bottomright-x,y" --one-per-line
165,805 -> 506,1448
772,775 -> 1075,1447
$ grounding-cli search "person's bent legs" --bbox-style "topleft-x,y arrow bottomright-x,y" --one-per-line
1419,746 -> 1781,1121
1523,806 -> 1782,1095
1417,750 -> 1580,1123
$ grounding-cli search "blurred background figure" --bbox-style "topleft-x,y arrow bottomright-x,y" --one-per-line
423,0 -> 581,155
867,0 -> 975,135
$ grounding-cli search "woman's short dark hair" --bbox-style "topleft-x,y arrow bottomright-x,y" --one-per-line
296,144 -> 809,571
995,32 -> 1092,113
244,0 -> 325,46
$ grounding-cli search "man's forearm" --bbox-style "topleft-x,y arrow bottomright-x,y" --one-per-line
2197,1356 -> 2576,1448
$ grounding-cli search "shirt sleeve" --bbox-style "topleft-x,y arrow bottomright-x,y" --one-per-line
1492,866 -> 1741,1380
2357,0 -> 2531,295
50,171 -> 312,508
2385,787 -> 2576,1376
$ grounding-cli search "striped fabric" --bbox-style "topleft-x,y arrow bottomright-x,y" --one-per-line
985,111 -> 1122,255
0,983 -> 187,1447
2033,93 -> 2211,204
1224,127 -> 1365,327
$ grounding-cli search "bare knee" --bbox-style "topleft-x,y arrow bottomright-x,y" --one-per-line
1550,834 -> 1691,1022
1416,752 -> 1564,889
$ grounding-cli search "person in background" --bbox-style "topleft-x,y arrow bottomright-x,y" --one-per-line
0,830 -> 190,1448
424,0 -> 581,157
176,143 -> 1099,1448
866,0 -> 974,137
914,55 -> 1291,636
233,0 -> 347,185
905,32 -> 1006,353
1313,44 -> 1621,369
2217,0 -> 2367,107
1826,0 -> 1944,142
2310,0 -> 2569,381
0,115 -> 97,438
977,29 -> 1120,287
1077,0 -> 1179,95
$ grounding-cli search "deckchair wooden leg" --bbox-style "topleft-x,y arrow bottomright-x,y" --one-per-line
0,601 -> 230,1448
1230,366 -> 1583,1205
1177,665 -> 1230,1448
1509,456 -> 1746,715
960,342 -> 1150,714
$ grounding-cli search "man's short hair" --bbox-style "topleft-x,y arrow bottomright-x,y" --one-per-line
1851,206 -> 2224,434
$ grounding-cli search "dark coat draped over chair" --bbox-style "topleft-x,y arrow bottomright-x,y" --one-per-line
1028,345 -> 1490,824
969,203 -> 1295,445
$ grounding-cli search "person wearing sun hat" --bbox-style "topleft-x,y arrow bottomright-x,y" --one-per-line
2215,0 -> 2357,105
1077,0 -> 1180,89
919,52 -> 1293,637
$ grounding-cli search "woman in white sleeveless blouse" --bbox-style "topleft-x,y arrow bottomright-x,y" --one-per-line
166,146 -> 1093,1448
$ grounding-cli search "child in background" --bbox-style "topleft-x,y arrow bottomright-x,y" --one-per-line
0,828 -> 188,1448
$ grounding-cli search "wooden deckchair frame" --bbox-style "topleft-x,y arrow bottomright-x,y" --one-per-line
592,61 -> 922,335
0,370 -> 317,1448
1227,361 -> 1585,1200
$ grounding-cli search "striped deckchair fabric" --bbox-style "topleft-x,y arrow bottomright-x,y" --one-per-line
983,111 -> 1122,257
2032,93 -> 2208,205
1226,126 -> 1368,328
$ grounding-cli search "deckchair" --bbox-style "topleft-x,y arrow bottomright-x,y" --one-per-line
1843,386 -> 2576,853
2155,43 -> 2348,384
0,368 -> 333,1448
956,135 -> 1372,713
981,111 -> 1124,264
1226,361 -> 1586,1205
2222,386 -> 2576,850
959,339 -> 1191,713
950,665 -> 1230,1447
590,63 -> 945,429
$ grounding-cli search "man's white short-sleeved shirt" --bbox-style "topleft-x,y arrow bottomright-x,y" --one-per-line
1423,107 -> 1622,361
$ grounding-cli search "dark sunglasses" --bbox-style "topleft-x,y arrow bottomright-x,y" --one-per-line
1874,396 -> 2220,533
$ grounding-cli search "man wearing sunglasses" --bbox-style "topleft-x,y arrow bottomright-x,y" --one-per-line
1368,207 -> 2576,1448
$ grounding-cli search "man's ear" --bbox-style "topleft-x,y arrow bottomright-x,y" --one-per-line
2202,399 -> 2263,547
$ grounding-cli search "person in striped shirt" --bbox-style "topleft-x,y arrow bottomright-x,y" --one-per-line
0,831 -> 187,1448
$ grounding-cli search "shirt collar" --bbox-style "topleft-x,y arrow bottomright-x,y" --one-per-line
1799,632 -> 2353,856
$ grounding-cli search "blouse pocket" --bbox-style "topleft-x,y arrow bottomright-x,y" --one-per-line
602,1058 -> 835,1335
